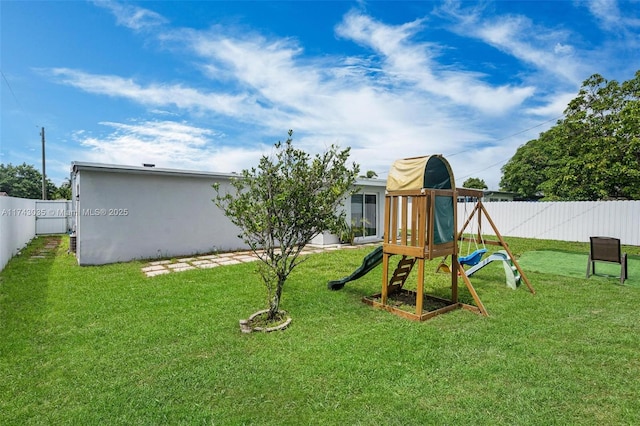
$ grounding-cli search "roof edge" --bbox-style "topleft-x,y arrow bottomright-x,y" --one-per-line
70,161 -> 238,179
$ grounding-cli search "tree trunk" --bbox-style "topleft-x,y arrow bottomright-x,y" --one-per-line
267,277 -> 286,320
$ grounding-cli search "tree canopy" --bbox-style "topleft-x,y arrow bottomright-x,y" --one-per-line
501,71 -> 640,200
213,130 -> 360,321
462,177 -> 487,190
0,163 -> 66,199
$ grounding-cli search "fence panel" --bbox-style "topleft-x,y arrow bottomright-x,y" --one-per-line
459,200 -> 640,246
35,200 -> 72,235
0,196 -> 37,271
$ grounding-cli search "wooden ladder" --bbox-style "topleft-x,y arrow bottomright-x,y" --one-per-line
387,256 -> 416,294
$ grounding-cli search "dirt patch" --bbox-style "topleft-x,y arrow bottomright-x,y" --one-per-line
372,290 -> 453,315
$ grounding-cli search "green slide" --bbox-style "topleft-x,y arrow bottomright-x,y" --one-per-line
328,246 -> 383,290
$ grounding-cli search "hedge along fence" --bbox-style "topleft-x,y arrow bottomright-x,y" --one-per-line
1,196 -> 37,272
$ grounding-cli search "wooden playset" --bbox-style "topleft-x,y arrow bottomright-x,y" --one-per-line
360,155 -> 534,321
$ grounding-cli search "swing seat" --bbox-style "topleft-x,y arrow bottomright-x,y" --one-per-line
459,249 -> 487,267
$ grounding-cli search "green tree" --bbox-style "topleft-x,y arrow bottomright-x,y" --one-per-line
462,177 -> 488,190
500,126 -> 562,199
213,130 -> 360,321
360,170 -> 378,178
501,71 -> 640,200
0,163 -> 57,199
55,178 -> 72,200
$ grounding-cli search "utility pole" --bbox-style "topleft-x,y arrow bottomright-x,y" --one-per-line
41,127 -> 46,200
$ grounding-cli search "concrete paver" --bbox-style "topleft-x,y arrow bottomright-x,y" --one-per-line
141,242 -> 379,277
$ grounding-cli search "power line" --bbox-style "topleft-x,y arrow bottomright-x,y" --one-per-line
450,115 -> 565,182
1,69 -> 39,128
445,115 -> 562,158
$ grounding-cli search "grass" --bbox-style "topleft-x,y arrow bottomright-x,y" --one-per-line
1,235 -> 640,425
519,250 -> 639,285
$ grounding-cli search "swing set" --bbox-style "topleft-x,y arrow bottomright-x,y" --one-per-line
435,196 -> 487,273
440,188 -> 535,296
362,155 -> 534,321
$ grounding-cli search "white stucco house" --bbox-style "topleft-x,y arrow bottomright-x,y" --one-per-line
70,162 -> 386,265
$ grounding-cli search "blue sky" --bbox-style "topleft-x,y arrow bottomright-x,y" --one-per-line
2,1 -> 639,189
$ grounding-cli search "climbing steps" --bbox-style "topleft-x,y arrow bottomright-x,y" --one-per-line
387,256 -> 416,293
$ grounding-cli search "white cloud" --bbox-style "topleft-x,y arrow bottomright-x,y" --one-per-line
335,11 -> 535,114
585,0 -> 640,32
438,2 -> 583,84
74,120 -> 267,173
554,43 -> 574,55
524,92 -> 576,117
54,2 -> 613,190
92,0 -> 168,31
47,68 -> 248,116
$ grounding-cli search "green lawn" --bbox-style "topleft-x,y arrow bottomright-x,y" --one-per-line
1,235 -> 639,425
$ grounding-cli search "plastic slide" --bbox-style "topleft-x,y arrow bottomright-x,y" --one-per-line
328,246 -> 384,290
459,248 -> 488,267
465,250 -> 521,289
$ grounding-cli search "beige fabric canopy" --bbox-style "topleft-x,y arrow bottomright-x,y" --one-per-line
386,155 -> 455,192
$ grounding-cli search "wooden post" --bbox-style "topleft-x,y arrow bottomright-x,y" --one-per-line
451,254 -> 459,303
416,258 -> 424,316
401,196 -> 408,246
458,262 -> 488,316
381,253 -> 390,305
391,196 -> 398,244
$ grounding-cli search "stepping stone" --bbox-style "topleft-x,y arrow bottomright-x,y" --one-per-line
191,260 -> 213,266
196,263 -> 219,269
171,265 -> 195,272
142,265 -> 168,272
167,262 -> 191,269
178,257 -> 196,262
234,255 -> 257,262
146,269 -> 170,277
197,254 -> 220,260
149,260 -> 171,266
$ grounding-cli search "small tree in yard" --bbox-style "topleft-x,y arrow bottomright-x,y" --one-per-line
213,130 -> 360,322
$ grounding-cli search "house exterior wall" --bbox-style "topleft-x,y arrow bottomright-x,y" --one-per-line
482,191 -> 517,202
72,165 -> 247,265
0,196 -> 37,271
310,180 -> 387,245
72,164 -> 387,266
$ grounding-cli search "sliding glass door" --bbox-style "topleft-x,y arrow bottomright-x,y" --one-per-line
350,193 -> 377,238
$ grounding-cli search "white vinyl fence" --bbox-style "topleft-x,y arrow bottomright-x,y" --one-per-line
0,198 -> 73,272
0,196 -> 37,271
461,200 -> 640,246
35,200 -> 73,234
2,197 -> 639,272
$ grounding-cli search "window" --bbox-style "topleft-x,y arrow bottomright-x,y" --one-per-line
350,193 -> 377,237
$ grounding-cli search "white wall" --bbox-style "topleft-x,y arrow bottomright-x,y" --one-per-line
35,200 -> 73,234
0,196 -> 37,271
310,181 -> 387,246
459,200 -> 640,246
74,168 -> 247,265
